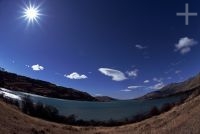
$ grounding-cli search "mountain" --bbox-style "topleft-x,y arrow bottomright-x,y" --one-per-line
95,96 -> 118,102
0,70 -> 97,101
139,73 -> 200,99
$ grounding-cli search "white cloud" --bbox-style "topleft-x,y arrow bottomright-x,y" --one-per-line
135,44 -> 147,50
121,85 -> 145,92
126,69 -> 139,77
175,37 -> 198,54
120,89 -> 132,92
31,64 -> 44,71
25,65 -> 30,68
98,68 -> 127,81
144,80 -> 150,83
128,86 -> 143,89
151,82 -> 165,90
64,72 -> 87,80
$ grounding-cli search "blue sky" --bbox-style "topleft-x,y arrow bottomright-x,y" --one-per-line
0,0 -> 200,99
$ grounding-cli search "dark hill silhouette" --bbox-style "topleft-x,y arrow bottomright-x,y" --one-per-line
139,73 -> 200,99
0,70 -> 97,101
95,96 -> 118,102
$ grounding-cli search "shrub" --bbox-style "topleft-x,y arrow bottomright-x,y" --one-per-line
148,106 -> 160,117
132,113 -> 146,122
64,114 -> 76,124
0,78 -> 5,87
160,103 -> 173,113
0,93 -> 3,98
21,95 -> 34,114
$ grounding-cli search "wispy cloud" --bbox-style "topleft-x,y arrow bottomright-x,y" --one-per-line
175,37 -> 198,54
95,94 -> 102,96
98,68 -> 127,81
150,82 -> 165,90
25,65 -> 30,68
126,69 -> 139,78
144,80 -> 150,83
64,72 -> 88,80
175,70 -> 181,74
135,44 -> 147,50
121,85 -> 145,92
31,64 -> 44,71
128,86 -> 144,89
150,77 -> 165,90
153,77 -> 162,83
170,60 -> 183,66
120,89 -> 132,92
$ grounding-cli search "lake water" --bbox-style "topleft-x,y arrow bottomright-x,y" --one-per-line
0,88 -> 185,121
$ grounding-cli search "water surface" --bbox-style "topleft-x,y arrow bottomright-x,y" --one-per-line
1,88 -> 184,121
17,91 -> 184,121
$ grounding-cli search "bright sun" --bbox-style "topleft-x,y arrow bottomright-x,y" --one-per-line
22,3 -> 42,25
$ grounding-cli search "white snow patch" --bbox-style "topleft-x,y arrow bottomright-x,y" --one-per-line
0,88 -> 22,100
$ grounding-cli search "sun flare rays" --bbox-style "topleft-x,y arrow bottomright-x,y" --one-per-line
21,2 -> 43,25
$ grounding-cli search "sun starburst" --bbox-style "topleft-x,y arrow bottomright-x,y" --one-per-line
22,2 -> 42,25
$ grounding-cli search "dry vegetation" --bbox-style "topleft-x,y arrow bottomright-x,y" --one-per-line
0,93 -> 200,134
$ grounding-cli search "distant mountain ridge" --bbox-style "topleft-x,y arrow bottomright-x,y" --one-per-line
139,73 -> 200,99
0,70 -> 97,101
95,96 -> 118,102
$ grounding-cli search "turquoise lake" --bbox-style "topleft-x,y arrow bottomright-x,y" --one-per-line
4,89 -> 184,121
